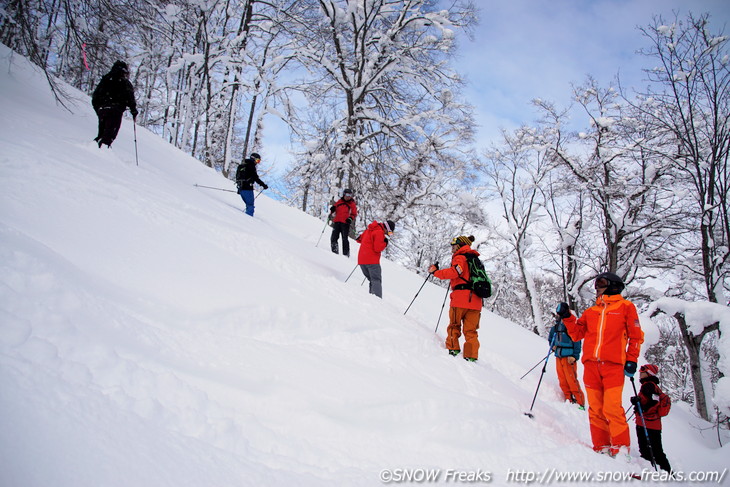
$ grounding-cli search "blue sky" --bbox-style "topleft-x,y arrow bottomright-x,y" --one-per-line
460,0 -> 730,147
261,0 -> 730,180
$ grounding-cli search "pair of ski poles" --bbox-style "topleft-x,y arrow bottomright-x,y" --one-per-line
402,264 -> 450,334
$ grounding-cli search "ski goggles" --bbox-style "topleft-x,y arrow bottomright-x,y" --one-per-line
594,277 -> 610,290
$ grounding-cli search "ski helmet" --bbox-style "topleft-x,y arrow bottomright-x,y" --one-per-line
594,272 -> 625,295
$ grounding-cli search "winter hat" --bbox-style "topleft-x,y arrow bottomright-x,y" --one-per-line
640,364 -> 659,376
250,152 -> 261,161
343,188 -> 354,197
112,61 -> 129,75
451,235 -> 475,248
385,220 -> 396,233
594,271 -> 625,295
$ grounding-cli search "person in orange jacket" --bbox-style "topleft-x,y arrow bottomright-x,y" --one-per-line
357,220 -> 395,298
631,364 -> 673,472
556,272 -> 644,457
428,235 -> 483,362
548,317 -> 585,408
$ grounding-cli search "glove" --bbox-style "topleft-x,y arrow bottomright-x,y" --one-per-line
555,302 -> 571,319
384,237 -> 388,244
262,183 -> 268,190
330,206 -> 336,213
624,361 -> 637,377
346,217 -> 353,224
130,107 -> 138,118
630,396 -> 640,406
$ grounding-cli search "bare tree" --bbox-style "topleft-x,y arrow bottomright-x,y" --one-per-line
539,77 -> 677,290
633,12 -> 730,304
282,0 -> 478,222
481,126 -> 552,334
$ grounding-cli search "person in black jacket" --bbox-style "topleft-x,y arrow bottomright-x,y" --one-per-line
235,152 -> 268,216
92,61 -> 138,148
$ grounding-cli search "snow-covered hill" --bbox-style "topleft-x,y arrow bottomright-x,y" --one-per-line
0,45 -> 727,487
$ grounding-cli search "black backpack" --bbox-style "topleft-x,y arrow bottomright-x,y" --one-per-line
454,253 -> 492,298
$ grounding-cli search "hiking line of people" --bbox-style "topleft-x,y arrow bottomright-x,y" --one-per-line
96,62 -> 674,473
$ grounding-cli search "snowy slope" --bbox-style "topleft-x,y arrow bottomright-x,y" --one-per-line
0,45 -> 727,487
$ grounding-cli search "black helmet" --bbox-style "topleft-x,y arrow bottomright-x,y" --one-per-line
250,152 -> 261,160
343,188 -> 354,196
595,272 -> 625,295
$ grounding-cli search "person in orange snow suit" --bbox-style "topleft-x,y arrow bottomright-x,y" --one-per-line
357,220 -> 395,298
428,236 -> 483,362
329,189 -> 358,256
556,272 -> 643,457
630,364 -> 672,473
548,317 -> 585,408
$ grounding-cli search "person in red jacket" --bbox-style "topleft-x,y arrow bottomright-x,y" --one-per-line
329,189 -> 358,256
357,220 -> 395,298
556,272 -> 644,457
428,235 -> 483,362
631,364 -> 672,473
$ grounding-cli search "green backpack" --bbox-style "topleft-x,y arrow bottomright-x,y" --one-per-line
455,253 -> 492,298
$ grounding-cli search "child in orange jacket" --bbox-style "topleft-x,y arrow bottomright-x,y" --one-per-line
548,318 -> 585,408
428,235 -> 483,362
556,272 -> 644,456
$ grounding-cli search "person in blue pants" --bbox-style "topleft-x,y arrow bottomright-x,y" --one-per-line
235,152 -> 268,216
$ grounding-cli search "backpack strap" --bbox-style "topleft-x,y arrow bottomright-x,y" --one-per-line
453,253 -> 471,290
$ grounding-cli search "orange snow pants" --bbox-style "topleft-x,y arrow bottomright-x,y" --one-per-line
583,361 -> 630,455
555,357 -> 585,406
445,307 -> 480,360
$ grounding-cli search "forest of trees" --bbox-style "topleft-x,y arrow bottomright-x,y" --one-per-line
1,1 -> 727,431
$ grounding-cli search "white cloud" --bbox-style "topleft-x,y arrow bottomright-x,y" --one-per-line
460,0 -> 730,147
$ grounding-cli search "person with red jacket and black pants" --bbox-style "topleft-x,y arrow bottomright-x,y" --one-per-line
330,189 -> 358,256
631,364 -> 672,473
428,235 -> 483,362
556,272 -> 644,457
357,220 -> 395,298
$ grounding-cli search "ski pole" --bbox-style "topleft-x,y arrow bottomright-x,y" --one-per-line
404,263 -> 437,315
520,352 -> 553,380
630,377 -> 658,470
255,188 -> 265,200
521,330 -> 557,380
524,352 -> 552,419
133,119 -> 139,166
434,284 -> 450,333
524,334 -> 556,418
315,218 -> 329,248
344,264 -> 359,283
194,184 -> 237,193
